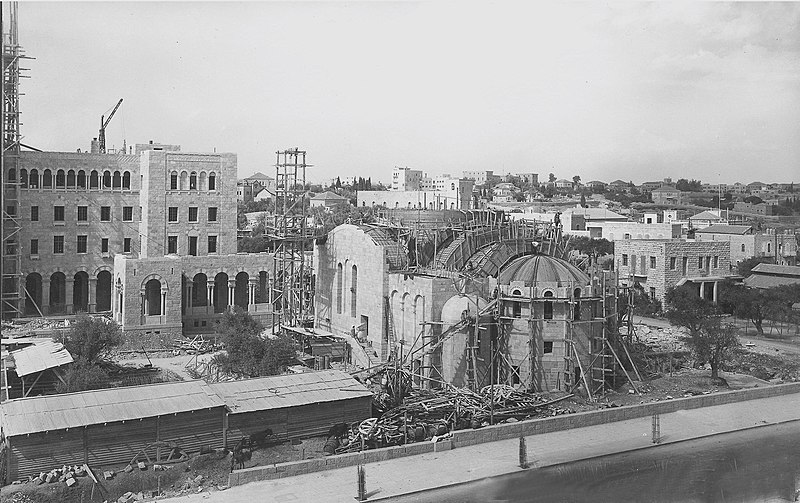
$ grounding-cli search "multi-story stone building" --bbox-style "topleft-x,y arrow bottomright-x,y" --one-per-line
695,225 -> 797,267
13,141 -> 275,344
614,239 -> 731,305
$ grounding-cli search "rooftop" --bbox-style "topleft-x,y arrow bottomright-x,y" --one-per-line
696,224 -> 753,235
498,254 -> 589,288
310,191 -> 348,201
4,339 -> 73,377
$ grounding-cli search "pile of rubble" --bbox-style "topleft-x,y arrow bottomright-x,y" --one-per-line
635,324 -> 689,353
328,385 -> 575,454
26,464 -> 91,487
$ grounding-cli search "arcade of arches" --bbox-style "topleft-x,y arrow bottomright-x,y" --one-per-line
24,270 -> 112,316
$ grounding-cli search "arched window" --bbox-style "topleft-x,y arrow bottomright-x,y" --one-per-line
511,289 -> 522,297
122,171 -> 131,189
42,169 -> 52,188
199,172 -> 207,190
56,169 -> 66,188
190,172 -> 197,190
573,288 -> 581,321
90,170 -> 99,189
67,170 -> 76,188
77,170 -> 86,189
29,169 -> 38,188
19,168 -> 27,188
170,171 -> 178,190
543,291 -> 554,320
350,265 -> 358,317
741,244 -> 745,252
208,173 -> 216,191
7,168 -> 15,181
102,171 -> 112,188
112,171 -> 121,189
336,263 -> 343,314
180,171 -> 188,190
767,243 -> 771,253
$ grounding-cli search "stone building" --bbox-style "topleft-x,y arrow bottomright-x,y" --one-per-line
12,141 -> 275,343
313,211 -> 607,392
614,239 -> 731,305
695,225 -> 797,268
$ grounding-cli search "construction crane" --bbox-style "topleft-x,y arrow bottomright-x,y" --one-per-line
98,98 -> 123,154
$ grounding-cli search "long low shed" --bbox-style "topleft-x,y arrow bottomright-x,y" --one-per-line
211,370 -> 373,444
0,380 -> 226,482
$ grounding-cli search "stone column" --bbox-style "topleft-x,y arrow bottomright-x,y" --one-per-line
713,281 -> 719,304
699,281 -> 704,300
227,280 -> 236,311
141,291 -> 147,323
65,277 -> 74,314
268,279 -> 273,305
186,283 -> 193,311
248,279 -> 258,309
207,281 -> 215,313
88,278 -> 97,313
161,290 -> 167,320
41,277 -> 50,315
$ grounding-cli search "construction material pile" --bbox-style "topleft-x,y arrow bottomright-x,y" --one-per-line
173,335 -> 222,355
328,385 -> 574,454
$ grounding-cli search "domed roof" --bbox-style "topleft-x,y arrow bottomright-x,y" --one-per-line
498,254 -> 589,287
441,294 -> 489,325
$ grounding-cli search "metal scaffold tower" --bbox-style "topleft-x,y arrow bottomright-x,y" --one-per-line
1,2 -> 26,320
269,148 -> 314,330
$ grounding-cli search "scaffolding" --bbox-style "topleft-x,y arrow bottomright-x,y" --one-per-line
1,3 -> 26,320
268,148 -> 314,330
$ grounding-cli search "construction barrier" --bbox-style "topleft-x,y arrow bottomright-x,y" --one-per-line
228,381 -> 800,486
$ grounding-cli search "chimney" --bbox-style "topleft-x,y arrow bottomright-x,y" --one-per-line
90,138 -> 100,154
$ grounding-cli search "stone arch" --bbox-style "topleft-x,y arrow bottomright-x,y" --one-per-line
336,263 -> 343,314
73,271 -> 90,313
102,170 -> 112,188
56,169 -> 66,188
122,171 -> 131,190
90,170 -> 99,189
214,272 -> 229,313
256,271 -> 270,304
25,273 -> 42,315
234,271 -> 249,309
112,171 -> 122,189
19,168 -> 27,188
77,170 -> 86,189
67,169 -> 76,188
543,290 -> 554,320
42,169 -> 52,188
96,270 -> 112,312
199,171 -> 207,190
49,271 -> 67,314
144,278 -> 163,316
190,171 -> 198,190
350,264 -> 358,318
180,171 -> 189,190
401,292 -> 412,341
192,273 -> 208,307
29,168 -> 39,188
170,171 -> 178,190
208,172 -> 217,191
7,167 -> 15,182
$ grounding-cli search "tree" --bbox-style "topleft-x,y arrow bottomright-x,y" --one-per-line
664,285 -> 716,339
56,361 -> 110,393
572,175 -> 581,188
565,236 -> 613,258
724,285 -> 771,335
548,173 -> 556,183
736,256 -> 772,277
214,309 -> 296,377
64,313 -> 123,365
688,317 -> 739,380
580,193 -> 587,208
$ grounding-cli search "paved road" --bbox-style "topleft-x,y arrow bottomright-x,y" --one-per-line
387,421 -> 800,503
163,392 -> 800,503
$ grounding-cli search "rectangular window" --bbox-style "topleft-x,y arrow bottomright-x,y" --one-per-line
622,254 -> 628,266
207,235 -> 217,254
650,287 -> 656,301
168,207 -> 178,222
167,235 -> 178,254
6,205 -> 16,217
188,207 -> 198,222
713,255 -> 719,268
543,341 -> 554,354
100,206 -> 111,221
123,237 -> 131,253
188,236 -> 198,256
54,205 -> 65,222
170,173 -> 178,190
650,256 -> 656,269
53,235 -> 64,254
670,257 -> 676,270
122,206 -> 133,221
30,238 -> 38,255
207,207 -> 218,222
101,238 -> 109,253
31,205 -> 39,222
77,235 -> 87,253
77,205 -> 88,222
682,257 -> 688,275
698,257 -> 703,269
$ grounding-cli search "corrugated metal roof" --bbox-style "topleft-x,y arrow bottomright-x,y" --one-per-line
743,274 -> 800,289
750,263 -> 800,277
9,339 -> 74,377
0,380 -> 224,437
211,370 -> 371,414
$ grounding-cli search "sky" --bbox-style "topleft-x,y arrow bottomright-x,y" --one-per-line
17,1 -> 800,185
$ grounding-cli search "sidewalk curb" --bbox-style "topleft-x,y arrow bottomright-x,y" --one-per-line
365,418 -> 800,502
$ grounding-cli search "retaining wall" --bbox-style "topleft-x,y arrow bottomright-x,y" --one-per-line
228,381 -> 800,486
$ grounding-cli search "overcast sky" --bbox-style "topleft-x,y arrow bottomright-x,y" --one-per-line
19,1 -> 800,184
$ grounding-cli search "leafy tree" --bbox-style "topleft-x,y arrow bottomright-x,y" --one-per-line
56,361 -> 110,393
565,236 -> 613,258
724,285 -> 772,334
548,173 -> 556,183
572,175 -> 581,188
580,193 -> 587,208
736,256 -> 772,277
743,195 -> 764,204
664,285 -> 716,339
689,317 -> 739,380
64,313 -> 123,365
632,285 -> 662,317
214,309 -> 296,377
